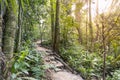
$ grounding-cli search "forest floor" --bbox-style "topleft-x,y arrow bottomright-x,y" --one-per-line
35,40 -> 83,80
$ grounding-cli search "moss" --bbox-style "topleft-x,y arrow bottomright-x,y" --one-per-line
2,1 -> 17,58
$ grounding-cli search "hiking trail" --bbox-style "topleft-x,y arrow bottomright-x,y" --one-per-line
35,40 -> 83,80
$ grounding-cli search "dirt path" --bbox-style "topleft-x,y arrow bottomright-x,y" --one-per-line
35,41 -> 83,80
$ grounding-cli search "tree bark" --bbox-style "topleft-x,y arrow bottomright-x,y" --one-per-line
50,0 -> 55,49
101,15 -> 106,80
3,1 -> 17,58
89,0 -> 93,50
0,12 -> 3,80
95,0 -> 100,41
15,0 -> 22,53
0,2 -> 6,80
0,16 -> 2,52
75,2 -> 83,44
53,0 -> 60,53
2,0 -> 17,79
76,27 -> 82,44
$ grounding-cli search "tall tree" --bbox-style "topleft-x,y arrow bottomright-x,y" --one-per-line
0,1 -> 7,79
50,0 -> 55,49
53,0 -> 60,53
3,0 -> 17,59
89,0 -> 93,49
2,0 -> 18,79
95,0 -> 100,41
61,0 -> 72,47
15,0 -> 22,53
0,14 -> 2,53
75,2 -> 83,44
0,8 -> 3,80
101,14 -> 106,80
85,0 -> 88,51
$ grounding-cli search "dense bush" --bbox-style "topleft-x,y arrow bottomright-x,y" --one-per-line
11,48 -> 45,80
60,44 -> 120,80
106,70 -> 120,80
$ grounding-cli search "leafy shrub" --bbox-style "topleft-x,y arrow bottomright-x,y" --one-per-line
11,49 -> 45,80
106,70 -> 120,80
60,44 -> 119,79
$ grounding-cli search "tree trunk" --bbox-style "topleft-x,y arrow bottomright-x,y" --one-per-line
75,2 -> 83,44
50,0 -> 55,49
0,16 -> 2,52
85,0 -> 88,51
89,0 -> 93,50
15,0 -> 22,53
101,15 -> 106,80
95,0 -> 100,41
3,1 -> 17,58
2,0 -> 17,79
0,12 -> 3,80
53,0 -> 60,53
0,1 -> 7,79
76,27 -> 82,44
63,26 -> 68,47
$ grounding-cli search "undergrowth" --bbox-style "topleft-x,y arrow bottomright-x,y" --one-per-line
59,44 -> 120,80
11,42 -> 45,80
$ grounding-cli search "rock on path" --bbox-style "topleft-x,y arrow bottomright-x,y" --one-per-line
51,71 -> 83,80
35,41 -> 83,80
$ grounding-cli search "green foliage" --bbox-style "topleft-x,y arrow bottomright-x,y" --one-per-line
41,40 -> 52,48
4,0 -> 18,15
27,50 -> 45,79
106,70 -> 120,80
9,1 -> 50,79
60,43 -> 119,79
11,48 -> 45,80
4,0 -> 8,7
3,0 -> 119,79
112,54 -> 120,68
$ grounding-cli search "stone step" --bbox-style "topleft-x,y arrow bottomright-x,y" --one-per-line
49,56 -> 55,61
51,60 -> 64,68
44,57 -> 50,62
54,68 -> 63,72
